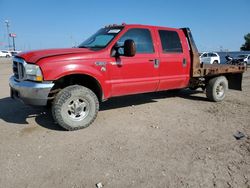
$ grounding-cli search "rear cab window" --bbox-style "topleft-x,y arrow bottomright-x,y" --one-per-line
158,30 -> 183,53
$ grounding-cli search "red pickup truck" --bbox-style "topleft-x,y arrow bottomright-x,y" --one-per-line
9,24 -> 246,130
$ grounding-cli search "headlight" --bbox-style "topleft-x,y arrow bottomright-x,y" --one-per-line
25,64 -> 43,81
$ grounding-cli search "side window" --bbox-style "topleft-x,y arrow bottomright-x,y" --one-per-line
208,53 -> 216,57
117,28 -> 154,54
158,30 -> 183,53
202,53 -> 207,57
248,56 -> 250,60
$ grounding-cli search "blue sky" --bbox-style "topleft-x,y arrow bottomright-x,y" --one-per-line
0,0 -> 249,52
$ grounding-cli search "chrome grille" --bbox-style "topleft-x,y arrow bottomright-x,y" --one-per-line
13,57 -> 26,81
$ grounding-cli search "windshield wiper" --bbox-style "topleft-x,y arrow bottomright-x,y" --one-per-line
89,45 -> 105,48
78,45 -> 105,49
78,45 -> 90,48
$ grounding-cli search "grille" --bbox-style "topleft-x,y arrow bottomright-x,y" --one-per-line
13,58 -> 25,81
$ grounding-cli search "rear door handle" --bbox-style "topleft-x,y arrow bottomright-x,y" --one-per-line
182,58 -> 187,67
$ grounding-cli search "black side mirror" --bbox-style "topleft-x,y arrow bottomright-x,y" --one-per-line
124,39 -> 136,57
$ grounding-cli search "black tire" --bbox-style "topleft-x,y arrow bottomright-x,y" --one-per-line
213,60 -> 218,64
6,55 -> 10,58
206,76 -> 228,102
52,85 -> 99,131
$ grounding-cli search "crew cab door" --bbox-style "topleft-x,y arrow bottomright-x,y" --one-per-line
156,29 -> 190,90
108,28 -> 159,97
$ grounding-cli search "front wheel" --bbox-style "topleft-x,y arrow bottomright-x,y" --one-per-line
206,76 -> 228,102
52,85 -> 99,131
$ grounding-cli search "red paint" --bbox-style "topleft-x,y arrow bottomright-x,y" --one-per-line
17,24 -> 192,100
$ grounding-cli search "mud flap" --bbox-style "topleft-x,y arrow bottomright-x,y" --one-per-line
226,73 -> 243,91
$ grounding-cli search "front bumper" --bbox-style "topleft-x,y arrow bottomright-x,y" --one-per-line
9,76 -> 54,106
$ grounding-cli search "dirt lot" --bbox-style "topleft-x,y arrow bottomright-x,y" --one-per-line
0,58 -> 249,188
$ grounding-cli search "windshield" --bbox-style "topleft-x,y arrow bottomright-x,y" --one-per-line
78,27 -> 123,50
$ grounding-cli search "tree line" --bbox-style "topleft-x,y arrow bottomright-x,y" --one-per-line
241,33 -> 250,51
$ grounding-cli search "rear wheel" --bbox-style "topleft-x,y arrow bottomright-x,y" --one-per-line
52,85 -> 99,131
213,60 -> 219,64
206,76 -> 228,102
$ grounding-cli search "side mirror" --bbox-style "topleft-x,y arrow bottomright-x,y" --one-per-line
124,39 -> 136,57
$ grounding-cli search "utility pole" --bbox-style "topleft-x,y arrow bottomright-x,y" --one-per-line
4,20 -> 11,50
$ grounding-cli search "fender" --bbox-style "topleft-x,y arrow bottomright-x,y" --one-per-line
37,59 -> 111,99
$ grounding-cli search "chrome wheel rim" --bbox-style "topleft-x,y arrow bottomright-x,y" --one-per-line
67,98 -> 90,121
216,83 -> 224,98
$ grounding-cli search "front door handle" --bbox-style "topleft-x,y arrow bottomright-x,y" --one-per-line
149,59 -> 160,68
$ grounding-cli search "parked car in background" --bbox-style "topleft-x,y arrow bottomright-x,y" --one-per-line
237,54 -> 250,65
0,50 -> 12,58
10,51 -> 22,56
200,52 -> 220,64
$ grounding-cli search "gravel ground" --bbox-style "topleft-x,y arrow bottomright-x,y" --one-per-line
0,58 -> 249,188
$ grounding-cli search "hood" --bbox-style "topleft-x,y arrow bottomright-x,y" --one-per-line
17,48 -> 94,63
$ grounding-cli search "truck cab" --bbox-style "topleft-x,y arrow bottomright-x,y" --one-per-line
9,24 -> 246,130
85,24 -> 191,97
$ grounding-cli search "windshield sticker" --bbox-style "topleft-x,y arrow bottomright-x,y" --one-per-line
108,29 -> 121,34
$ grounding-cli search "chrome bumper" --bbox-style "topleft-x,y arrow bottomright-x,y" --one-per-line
9,76 -> 54,106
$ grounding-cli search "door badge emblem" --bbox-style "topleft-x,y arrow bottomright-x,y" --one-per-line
95,62 -> 107,72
